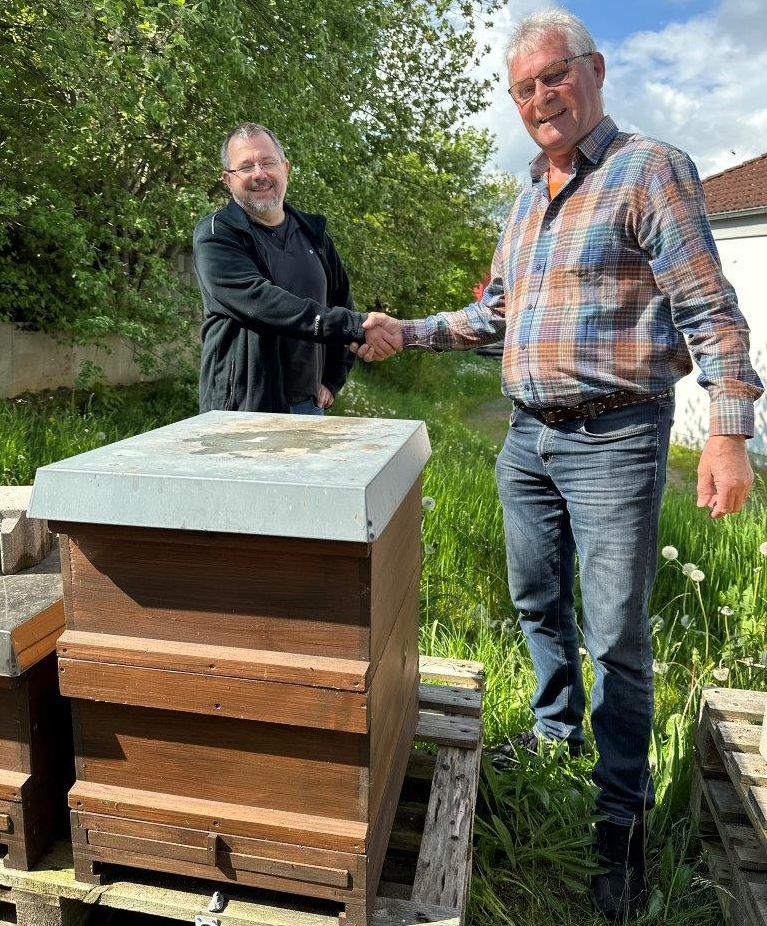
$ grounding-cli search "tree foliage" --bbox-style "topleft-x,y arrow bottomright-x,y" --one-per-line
0,0 -> 516,359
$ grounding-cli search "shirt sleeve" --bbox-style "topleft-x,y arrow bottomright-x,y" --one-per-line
637,147 -> 763,436
400,240 -> 507,350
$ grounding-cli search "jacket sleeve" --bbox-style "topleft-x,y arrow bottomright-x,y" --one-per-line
193,217 -> 366,345
321,231 -> 357,394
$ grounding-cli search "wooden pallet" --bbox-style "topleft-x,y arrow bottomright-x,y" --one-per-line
0,655 -> 484,926
693,687 -> 767,926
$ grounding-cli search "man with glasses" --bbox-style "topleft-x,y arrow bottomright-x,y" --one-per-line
357,8 -> 762,920
195,123 -> 374,414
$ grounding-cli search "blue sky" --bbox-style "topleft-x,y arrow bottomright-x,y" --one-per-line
470,0 -> 767,179
562,0 -> 718,41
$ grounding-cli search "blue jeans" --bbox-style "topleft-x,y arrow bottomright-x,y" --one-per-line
495,396 -> 673,824
289,399 -> 324,416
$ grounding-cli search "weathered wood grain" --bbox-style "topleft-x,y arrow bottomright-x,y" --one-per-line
417,685 -> 482,719
418,657 -> 484,690
57,631 -> 370,690
416,712 -> 482,751
59,659 -> 369,732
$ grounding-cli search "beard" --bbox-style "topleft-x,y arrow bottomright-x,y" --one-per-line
233,187 -> 283,218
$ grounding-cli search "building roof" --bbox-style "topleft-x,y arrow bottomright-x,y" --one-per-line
703,152 -> 767,215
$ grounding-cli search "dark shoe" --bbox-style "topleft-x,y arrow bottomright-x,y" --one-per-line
487,729 -> 582,770
590,820 -> 648,921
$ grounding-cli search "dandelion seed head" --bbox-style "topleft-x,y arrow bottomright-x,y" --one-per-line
96,431 -> 106,441
759,541 -> 767,556
682,563 -> 697,577
424,544 -> 436,556
652,660 -> 669,675
649,614 -> 664,629
712,666 -> 730,682
421,496 -> 436,511
661,545 -> 678,561
680,615 -> 692,628
690,569 -> 705,583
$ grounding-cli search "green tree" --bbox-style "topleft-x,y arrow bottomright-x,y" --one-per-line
0,0 -> 514,362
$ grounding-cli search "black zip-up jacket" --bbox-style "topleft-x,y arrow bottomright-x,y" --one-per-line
194,199 -> 367,412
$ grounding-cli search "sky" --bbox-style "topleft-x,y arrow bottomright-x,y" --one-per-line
469,0 -> 767,180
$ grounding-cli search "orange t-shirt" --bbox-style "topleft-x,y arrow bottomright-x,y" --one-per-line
549,173 -> 567,200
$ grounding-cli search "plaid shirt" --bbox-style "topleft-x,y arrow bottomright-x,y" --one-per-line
401,116 -> 763,436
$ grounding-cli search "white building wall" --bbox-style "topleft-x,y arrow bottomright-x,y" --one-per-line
671,211 -> 767,458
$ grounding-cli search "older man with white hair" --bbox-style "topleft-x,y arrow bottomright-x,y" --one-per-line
358,8 -> 762,919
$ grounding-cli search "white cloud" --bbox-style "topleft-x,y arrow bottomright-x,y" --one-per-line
471,0 -> 767,180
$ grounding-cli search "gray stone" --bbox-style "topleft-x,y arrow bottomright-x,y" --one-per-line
0,486 -> 51,575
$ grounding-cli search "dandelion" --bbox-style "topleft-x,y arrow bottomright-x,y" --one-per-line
680,615 -> 692,628
689,569 -> 705,583
649,614 -> 664,629
96,432 -> 107,441
424,544 -> 436,556
652,660 -> 669,675
501,618 -> 515,634
682,563 -> 697,577
718,606 -> 734,616
760,541 -> 767,556
712,666 -> 730,683
421,496 -> 436,511
661,546 -> 678,561
578,647 -> 588,657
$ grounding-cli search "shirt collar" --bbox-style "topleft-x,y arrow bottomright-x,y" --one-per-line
529,115 -> 619,181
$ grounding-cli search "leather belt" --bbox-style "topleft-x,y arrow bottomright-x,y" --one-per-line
516,389 -> 672,425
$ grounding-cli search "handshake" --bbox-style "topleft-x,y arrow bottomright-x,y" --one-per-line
349,312 -> 403,362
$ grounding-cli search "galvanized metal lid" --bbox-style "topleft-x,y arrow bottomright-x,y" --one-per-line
29,412 -> 431,543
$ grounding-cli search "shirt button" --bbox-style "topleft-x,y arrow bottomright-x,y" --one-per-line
524,385 -> 531,392
520,344 -> 527,350
535,263 -> 543,271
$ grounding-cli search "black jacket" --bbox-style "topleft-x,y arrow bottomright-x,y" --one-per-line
194,199 -> 366,412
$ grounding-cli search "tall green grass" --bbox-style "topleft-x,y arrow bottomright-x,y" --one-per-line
3,353 -> 763,925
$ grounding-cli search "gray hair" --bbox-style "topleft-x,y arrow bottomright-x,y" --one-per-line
220,123 -> 287,170
506,8 -> 597,67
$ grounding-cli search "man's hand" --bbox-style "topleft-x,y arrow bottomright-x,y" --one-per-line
351,313 -> 403,362
697,435 -> 754,518
318,384 -> 334,409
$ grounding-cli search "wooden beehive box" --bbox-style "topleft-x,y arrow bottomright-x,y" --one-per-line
0,547 -> 72,871
29,412 -> 431,925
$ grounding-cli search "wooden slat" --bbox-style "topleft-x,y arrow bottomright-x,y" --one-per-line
0,772 -> 29,804
698,773 -> 767,925
729,752 -> 767,789
715,721 -> 762,755
69,782 -> 367,854
416,712 -> 481,750
412,742 -> 482,913
406,750 -> 437,782
721,823 -> 767,872
706,778 -> 750,825
57,630 -> 370,690
418,657 -> 483,690
59,659 -> 369,732
417,684 -> 482,718
11,600 -> 65,672
703,687 -> 767,724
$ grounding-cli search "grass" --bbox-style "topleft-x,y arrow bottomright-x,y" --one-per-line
3,352 -> 766,925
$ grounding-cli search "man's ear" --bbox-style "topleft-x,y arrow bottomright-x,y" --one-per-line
592,52 -> 606,90
222,171 -> 233,192
284,160 -> 291,181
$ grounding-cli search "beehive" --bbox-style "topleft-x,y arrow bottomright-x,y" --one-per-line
0,544 -> 72,870
29,412 -> 430,924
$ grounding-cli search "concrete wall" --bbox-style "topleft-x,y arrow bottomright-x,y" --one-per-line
671,211 -> 767,458
0,324 -> 158,397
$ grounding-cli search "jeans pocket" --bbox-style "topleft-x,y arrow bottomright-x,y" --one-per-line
579,402 -> 659,441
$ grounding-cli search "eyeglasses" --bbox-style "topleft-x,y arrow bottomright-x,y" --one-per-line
225,159 -> 283,176
508,52 -> 593,104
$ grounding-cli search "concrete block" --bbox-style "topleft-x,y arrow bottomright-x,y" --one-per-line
0,486 -> 51,574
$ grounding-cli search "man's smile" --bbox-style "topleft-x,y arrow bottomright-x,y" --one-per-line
537,108 -> 566,125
